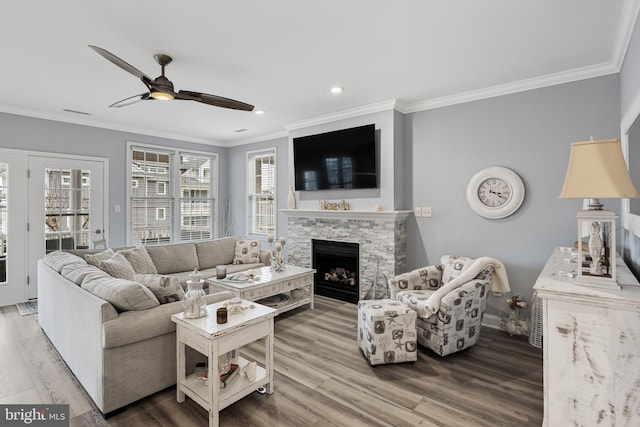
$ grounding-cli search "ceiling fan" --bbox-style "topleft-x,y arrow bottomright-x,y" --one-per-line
89,45 -> 254,111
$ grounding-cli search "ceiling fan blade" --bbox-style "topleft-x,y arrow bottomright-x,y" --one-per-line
177,90 -> 254,111
89,45 -> 152,86
109,93 -> 150,108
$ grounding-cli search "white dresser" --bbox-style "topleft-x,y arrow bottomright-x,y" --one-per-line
534,247 -> 640,426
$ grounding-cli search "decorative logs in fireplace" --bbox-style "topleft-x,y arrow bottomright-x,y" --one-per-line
312,239 -> 359,303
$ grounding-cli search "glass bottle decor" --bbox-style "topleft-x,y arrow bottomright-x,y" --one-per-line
287,187 -> 296,209
183,269 -> 207,318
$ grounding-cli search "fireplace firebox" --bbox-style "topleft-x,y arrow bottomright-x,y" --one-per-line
312,239 -> 359,303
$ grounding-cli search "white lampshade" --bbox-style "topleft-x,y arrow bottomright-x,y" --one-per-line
560,138 -> 639,199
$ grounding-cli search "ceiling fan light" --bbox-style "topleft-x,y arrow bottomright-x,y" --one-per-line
151,91 -> 174,101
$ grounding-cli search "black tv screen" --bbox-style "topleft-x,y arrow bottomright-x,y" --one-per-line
293,124 -> 377,191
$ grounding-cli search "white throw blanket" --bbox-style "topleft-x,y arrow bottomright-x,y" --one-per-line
422,257 -> 510,317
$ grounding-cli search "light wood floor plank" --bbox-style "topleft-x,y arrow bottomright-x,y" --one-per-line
1,296 -> 543,426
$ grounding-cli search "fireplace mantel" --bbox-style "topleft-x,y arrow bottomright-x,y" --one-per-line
281,209 -> 413,221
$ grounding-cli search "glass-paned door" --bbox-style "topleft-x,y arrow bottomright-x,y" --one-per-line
0,163 -> 8,284
0,151 -> 28,306
28,156 -> 105,299
43,168 -> 91,253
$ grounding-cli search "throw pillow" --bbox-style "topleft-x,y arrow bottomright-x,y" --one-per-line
81,276 -> 160,311
118,247 -> 158,275
134,274 -> 184,304
98,252 -> 136,280
85,249 -> 115,267
232,240 -> 261,265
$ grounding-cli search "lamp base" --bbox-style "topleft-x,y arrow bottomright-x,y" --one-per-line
575,209 -> 618,288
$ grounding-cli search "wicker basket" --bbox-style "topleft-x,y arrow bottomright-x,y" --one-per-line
528,291 -> 543,348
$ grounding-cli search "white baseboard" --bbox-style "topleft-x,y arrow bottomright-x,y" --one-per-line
482,313 -> 502,330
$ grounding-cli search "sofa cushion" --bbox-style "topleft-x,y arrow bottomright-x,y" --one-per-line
98,252 -> 136,280
85,248 -> 115,267
43,251 -> 86,272
81,276 -> 160,311
134,274 -> 184,304
233,240 -> 261,265
102,290 -> 234,349
195,236 -> 243,270
145,242 -> 199,274
119,247 -> 157,275
61,263 -> 105,286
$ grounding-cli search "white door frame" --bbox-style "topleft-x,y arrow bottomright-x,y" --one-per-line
27,153 -> 109,300
0,150 -> 29,306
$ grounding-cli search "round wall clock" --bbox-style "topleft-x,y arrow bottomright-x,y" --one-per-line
466,166 -> 525,219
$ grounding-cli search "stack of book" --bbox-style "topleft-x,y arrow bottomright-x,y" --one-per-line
219,363 -> 239,388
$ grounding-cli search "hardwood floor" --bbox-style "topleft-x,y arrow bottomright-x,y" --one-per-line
0,296 -> 543,426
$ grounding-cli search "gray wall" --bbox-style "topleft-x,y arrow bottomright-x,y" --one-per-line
621,14 -> 640,277
405,74 -> 621,316
0,113 -> 226,247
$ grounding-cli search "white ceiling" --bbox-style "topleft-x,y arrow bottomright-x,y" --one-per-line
1,1 -> 637,146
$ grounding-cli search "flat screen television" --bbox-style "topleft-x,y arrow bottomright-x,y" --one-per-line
293,124 -> 377,191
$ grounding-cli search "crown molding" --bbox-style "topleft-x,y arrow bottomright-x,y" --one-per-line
285,99 -> 406,131
0,105 -> 226,147
404,61 -> 619,113
228,130 -> 289,147
614,0 -> 640,70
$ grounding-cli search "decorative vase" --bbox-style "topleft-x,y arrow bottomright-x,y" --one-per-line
183,270 -> 207,318
287,187 -> 296,209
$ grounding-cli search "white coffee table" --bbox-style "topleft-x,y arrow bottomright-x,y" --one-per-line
171,300 -> 277,427
207,265 -> 315,315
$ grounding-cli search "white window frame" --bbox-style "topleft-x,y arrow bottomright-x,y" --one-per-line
126,142 -> 219,245
246,147 -> 277,237
156,207 -> 166,220
157,181 -> 167,195
179,151 -> 217,241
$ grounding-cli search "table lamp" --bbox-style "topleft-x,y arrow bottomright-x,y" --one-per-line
559,138 -> 639,288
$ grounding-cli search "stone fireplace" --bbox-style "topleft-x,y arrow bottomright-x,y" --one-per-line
283,210 -> 411,301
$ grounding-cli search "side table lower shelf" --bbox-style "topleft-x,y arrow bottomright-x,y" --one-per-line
179,356 -> 268,412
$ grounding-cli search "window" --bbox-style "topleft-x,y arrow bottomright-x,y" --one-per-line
180,153 -> 216,241
128,144 -> 218,246
157,181 -> 167,195
130,147 -> 174,246
247,149 -> 276,236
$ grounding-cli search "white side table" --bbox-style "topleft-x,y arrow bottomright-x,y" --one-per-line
171,300 -> 277,427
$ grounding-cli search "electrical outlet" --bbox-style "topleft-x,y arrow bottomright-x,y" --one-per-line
422,207 -> 432,218
414,207 -> 422,217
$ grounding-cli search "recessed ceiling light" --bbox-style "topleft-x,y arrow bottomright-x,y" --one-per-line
330,86 -> 344,94
254,110 -> 265,115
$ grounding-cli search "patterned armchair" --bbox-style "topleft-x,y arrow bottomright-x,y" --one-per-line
388,255 -> 495,356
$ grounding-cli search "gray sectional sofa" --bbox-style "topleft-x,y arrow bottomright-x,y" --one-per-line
37,236 -> 269,415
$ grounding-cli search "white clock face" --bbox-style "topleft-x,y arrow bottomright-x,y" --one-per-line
466,166 -> 525,219
477,178 -> 511,207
